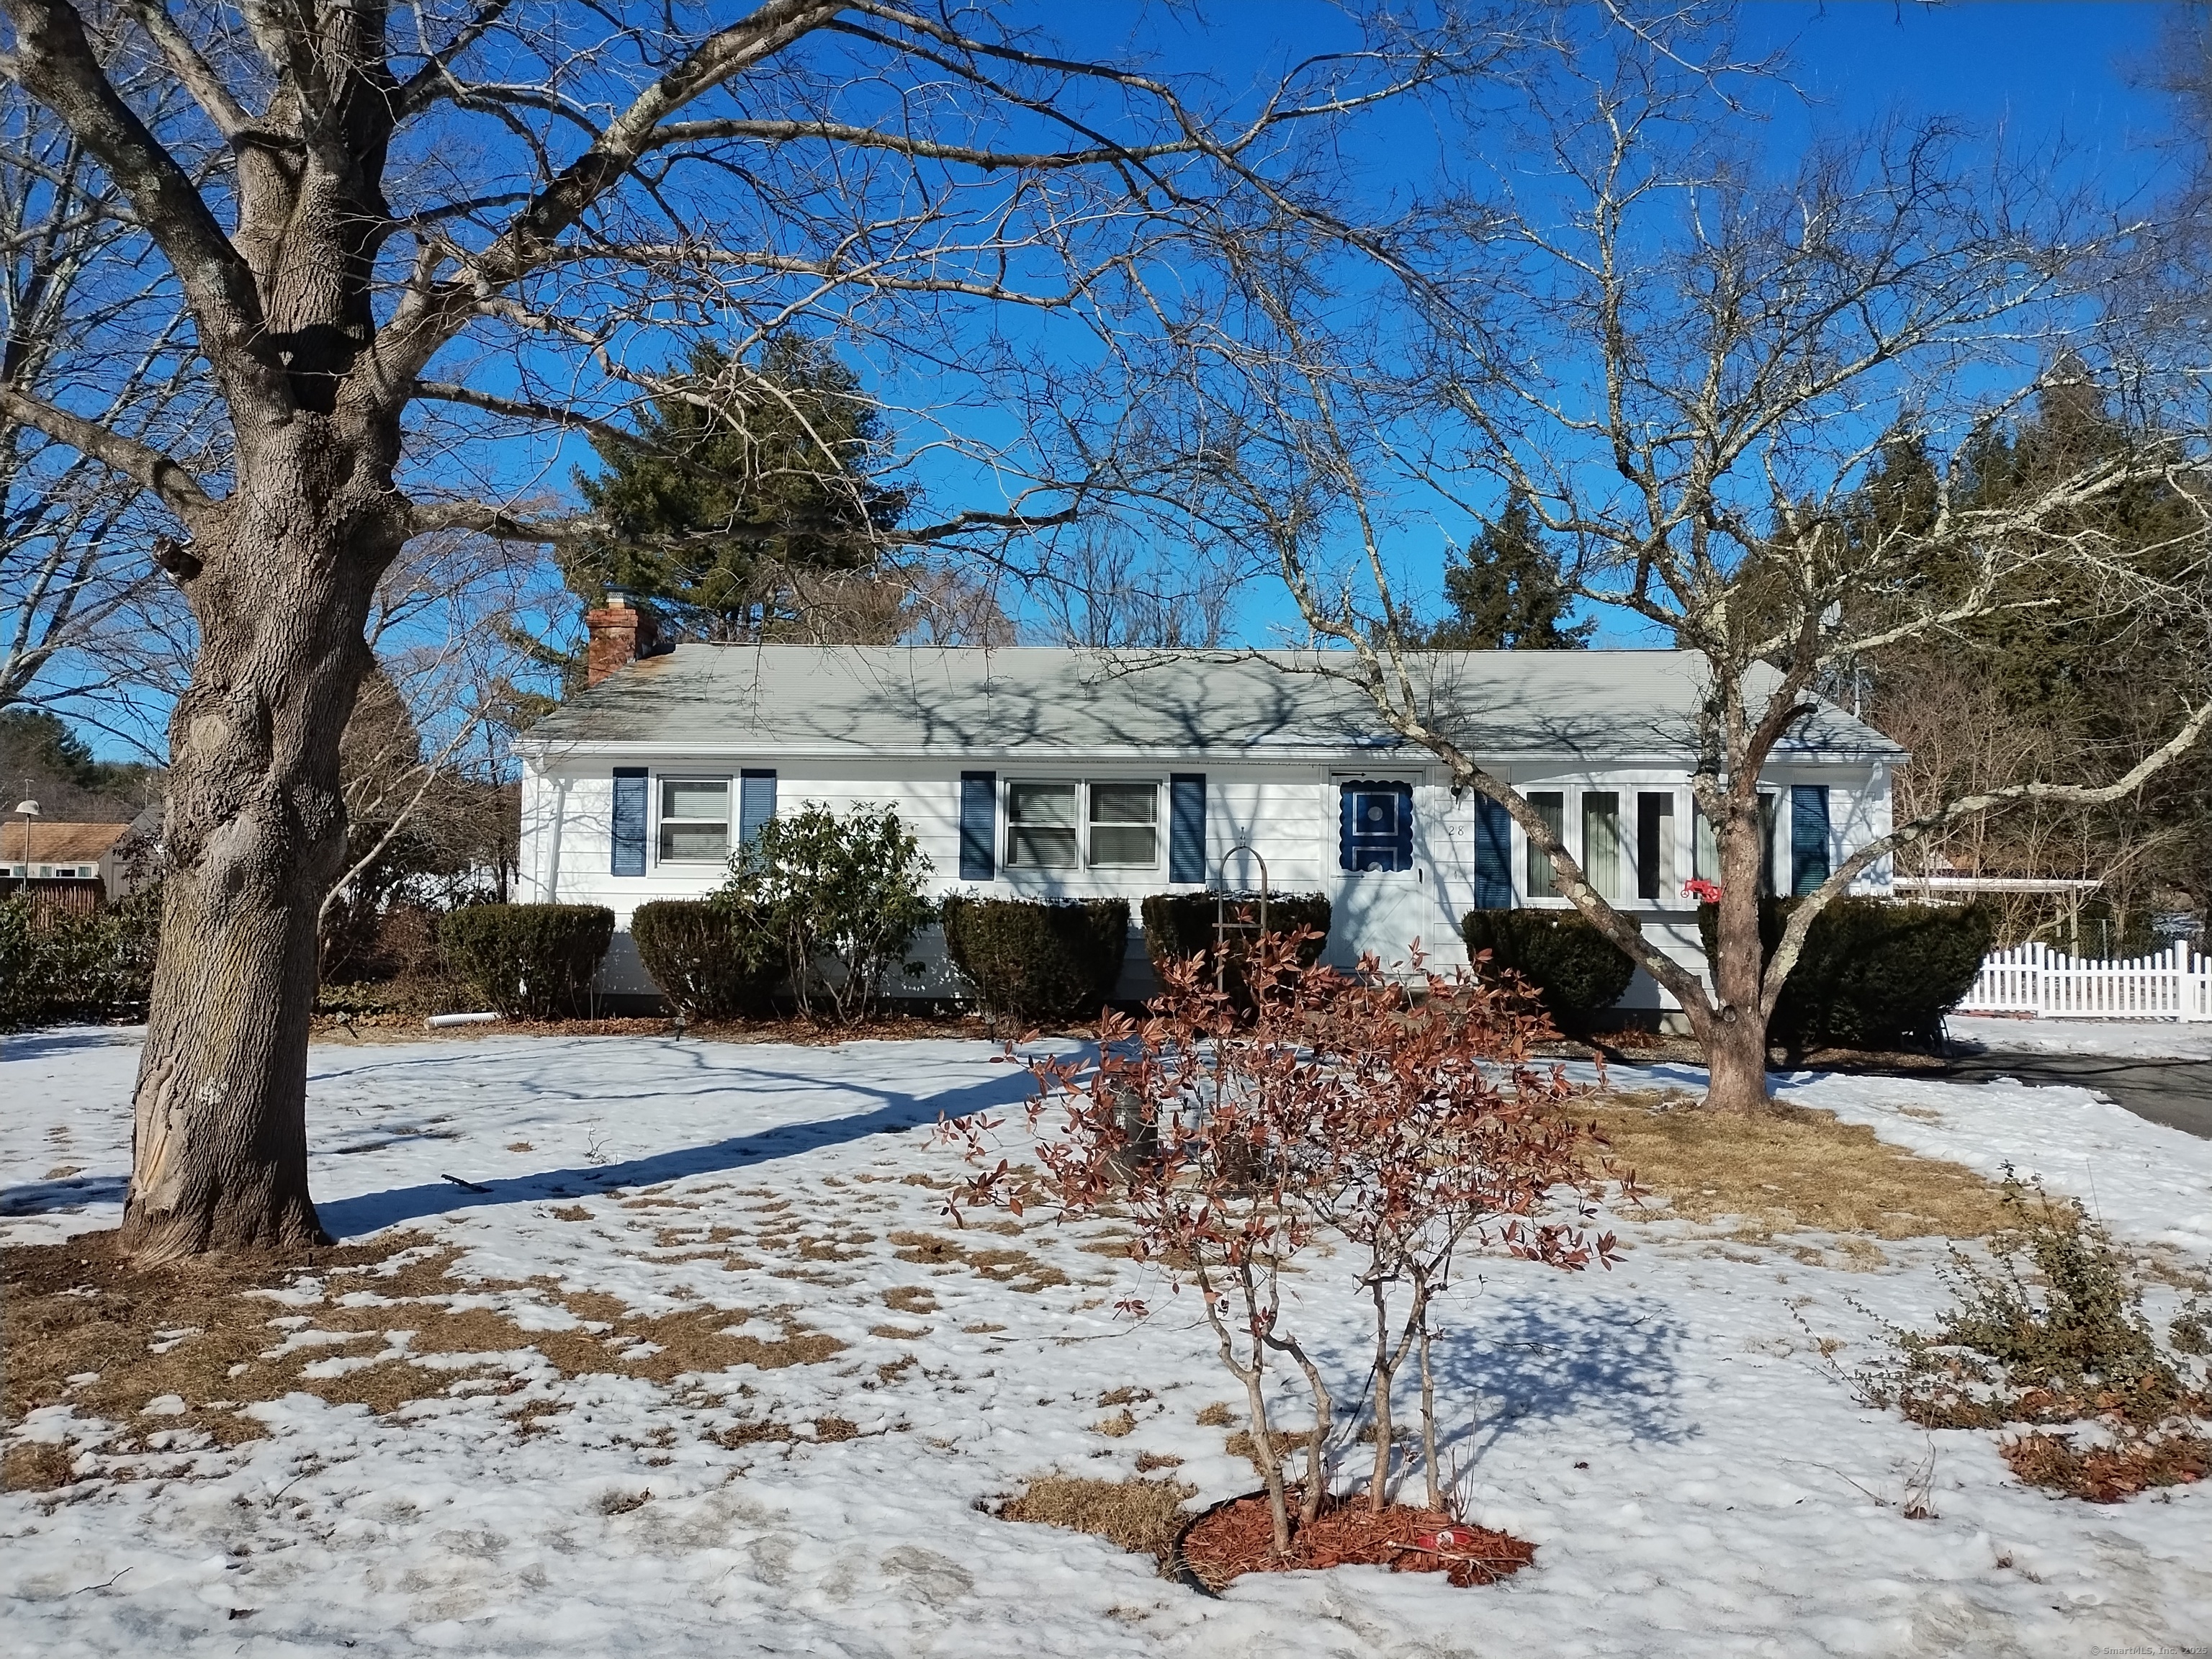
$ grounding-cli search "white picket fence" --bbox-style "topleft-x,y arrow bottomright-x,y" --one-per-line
1961,940 -> 2212,1022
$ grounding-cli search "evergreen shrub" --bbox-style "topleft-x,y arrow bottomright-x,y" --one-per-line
440,902 -> 614,1019
722,803 -> 934,1023
1139,891 -> 1331,1004
0,888 -> 162,1029
1696,896 -> 1993,1051
631,898 -> 780,1019
1460,909 -> 1639,1027
940,894 -> 1128,1024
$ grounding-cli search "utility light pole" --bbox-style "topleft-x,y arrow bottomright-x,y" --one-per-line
12,798 -> 38,873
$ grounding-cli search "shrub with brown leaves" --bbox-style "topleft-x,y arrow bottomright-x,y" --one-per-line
943,930 -> 1619,1555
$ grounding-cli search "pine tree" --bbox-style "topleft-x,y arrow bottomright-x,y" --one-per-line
1422,497 -> 1594,649
570,334 -> 908,640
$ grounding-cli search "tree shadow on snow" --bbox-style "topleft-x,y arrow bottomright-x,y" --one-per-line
0,1172 -> 127,1218
1421,1291 -> 1691,1461
313,1063 -> 1033,1239
0,1025 -> 145,1060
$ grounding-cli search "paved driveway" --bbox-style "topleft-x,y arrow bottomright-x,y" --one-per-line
1937,1050 -> 2212,1141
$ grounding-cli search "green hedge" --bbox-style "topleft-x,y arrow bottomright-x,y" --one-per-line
940,895 -> 1128,1024
439,902 -> 614,1019
0,889 -> 161,1030
1461,909 -> 1640,1027
1698,896 -> 1993,1051
631,898 -> 781,1019
1140,891 -> 1331,1003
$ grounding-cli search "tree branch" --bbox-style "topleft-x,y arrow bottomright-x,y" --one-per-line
0,382 -> 214,528
0,0 -> 283,405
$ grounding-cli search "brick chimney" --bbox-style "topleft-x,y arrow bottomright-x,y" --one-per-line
583,590 -> 662,688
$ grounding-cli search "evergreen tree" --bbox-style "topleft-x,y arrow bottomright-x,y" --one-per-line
570,334 -> 908,640
1422,497 -> 1594,649
1856,372 -> 2212,944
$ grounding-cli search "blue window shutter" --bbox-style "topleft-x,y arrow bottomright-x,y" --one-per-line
1473,795 -> 1513,909
739,770 -> 776,847
1169,774 -> 1206,884
1790,785 -> 1831,896
959,771 -> 996,881
611,768 -> 647,876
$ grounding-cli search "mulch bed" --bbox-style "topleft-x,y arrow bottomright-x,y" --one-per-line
1178,1490 -> 1535,1591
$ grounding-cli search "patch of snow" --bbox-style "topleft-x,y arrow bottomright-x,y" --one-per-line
1,1030 -> 2206,1655
1946,1015 -> 2212,1063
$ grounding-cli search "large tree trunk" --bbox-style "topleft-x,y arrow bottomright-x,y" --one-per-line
1699,788 -> 1776,1115
120,418 -> 400,1261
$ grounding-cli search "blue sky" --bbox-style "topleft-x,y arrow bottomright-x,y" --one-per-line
53,3 -> 2190,756
1215,1 -> 2188,648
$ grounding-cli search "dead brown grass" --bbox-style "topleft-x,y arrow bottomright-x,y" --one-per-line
1195,1402 -> 1235,1428
886,1231 -> 1069,1292
998,1475 -> 1196,1565
1588,1093 -> 2013,1244
3,1441 -> 79,1491
1223,1426 -> 1307,1472
0,1228 -> 844,1476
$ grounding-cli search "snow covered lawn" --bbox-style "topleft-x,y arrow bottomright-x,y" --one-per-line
4,1027 -> 2210,1656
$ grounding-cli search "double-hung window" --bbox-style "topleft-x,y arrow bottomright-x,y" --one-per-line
1582,791 -> 1624,903
658,777 -> 730,863
1089,782 -> 1159,866
1525,791 -> 1565,898
1006,782 -> 1080,868
1004,780 -> 1162,869
1636,791 -> 1677,902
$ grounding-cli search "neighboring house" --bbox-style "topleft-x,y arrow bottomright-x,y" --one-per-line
0,819 -> 150,904
518,612 -> 1902,1022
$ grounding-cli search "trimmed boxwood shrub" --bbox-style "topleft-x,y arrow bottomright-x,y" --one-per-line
631,899 -> 780,1020
440,902 -> 614,1019
1697,896 -> 1994,1052
1139,891 -> 1331,1004
940,894 -> 1128,1024
1461,909 -> 1640,1029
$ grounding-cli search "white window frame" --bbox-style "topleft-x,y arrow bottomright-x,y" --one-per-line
1004,778 -> 1083,869
1086,778 -> 1163,869
656,774 -> 733,865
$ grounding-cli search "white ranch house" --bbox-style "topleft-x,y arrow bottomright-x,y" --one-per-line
518,634 -> 1902,1023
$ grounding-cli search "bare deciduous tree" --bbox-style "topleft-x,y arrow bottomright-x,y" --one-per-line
1192,26 -> 2211,1112
0,68 -> 214,743
0,0 -> 1449,1255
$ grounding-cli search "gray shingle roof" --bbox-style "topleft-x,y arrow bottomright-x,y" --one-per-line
524,645 -> 1903,761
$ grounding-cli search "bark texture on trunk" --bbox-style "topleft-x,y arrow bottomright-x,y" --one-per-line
104,14 -> 410,1259
120,415 -> 402,1260
1696,784 -> 1777,1115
